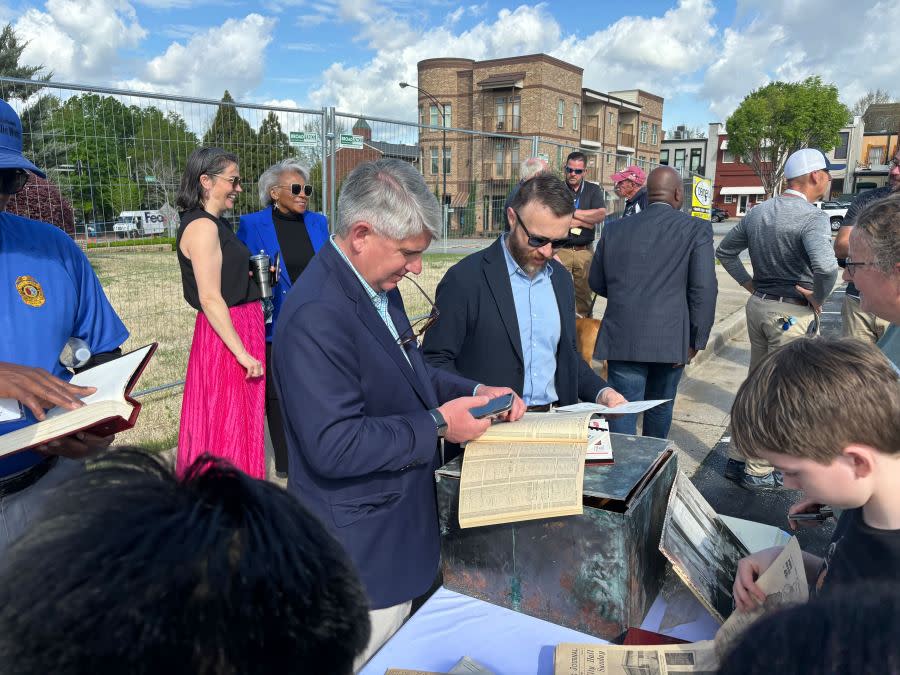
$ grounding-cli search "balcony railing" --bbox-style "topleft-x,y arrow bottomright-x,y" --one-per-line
583,115 -> 601,142
617,131 -> 635,148
483,114 -> 521,133
482,161 -> 521,181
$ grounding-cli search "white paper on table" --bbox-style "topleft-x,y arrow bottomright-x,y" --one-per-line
555,399 -> 671,415
0,398 -> 24,423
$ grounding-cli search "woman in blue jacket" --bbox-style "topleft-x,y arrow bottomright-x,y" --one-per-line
237,159 -> 329,477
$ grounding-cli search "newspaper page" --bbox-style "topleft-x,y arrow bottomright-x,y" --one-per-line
475,411 -> 594,443
554,641 -> 719,675
458,441 -> 586,528
555,400 -> 671,415
713,536 -> 808,658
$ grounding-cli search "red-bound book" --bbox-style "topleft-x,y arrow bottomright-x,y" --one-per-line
621,628 -> 690,646
0,343 -> 157,456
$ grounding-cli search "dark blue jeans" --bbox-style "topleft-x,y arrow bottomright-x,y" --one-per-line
606,360 -> 685,439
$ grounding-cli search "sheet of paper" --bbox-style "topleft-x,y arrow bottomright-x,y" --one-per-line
586,419 -> 612,461
554,640 -> 719,675
713,536 -> 807,658
477,411 -> 594,443
458,441 -> 586,528
0,398 -> 24,424
555,400 -> 671,415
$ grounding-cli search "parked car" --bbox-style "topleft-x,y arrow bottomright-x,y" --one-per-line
815,201 -> 848,232
711,207 -> 728,222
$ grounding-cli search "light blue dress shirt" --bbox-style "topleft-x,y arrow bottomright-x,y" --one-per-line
500,235 -> 561,406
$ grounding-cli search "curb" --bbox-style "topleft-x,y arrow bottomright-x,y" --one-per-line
687,305 -> 747,370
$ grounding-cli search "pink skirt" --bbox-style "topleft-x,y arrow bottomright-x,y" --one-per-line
177,302 -> 266,479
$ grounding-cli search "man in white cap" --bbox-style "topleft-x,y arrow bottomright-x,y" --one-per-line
716,148 -> 839,490
0,98 -> 128,553
611,164 -> 648,218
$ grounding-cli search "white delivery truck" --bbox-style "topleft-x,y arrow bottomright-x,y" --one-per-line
113,210 -> 167,238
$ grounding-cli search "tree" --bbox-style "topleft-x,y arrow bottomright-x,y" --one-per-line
6,172 -> 74,234
850,89 -> 893,119
202,90 -> 261,209
0,23 -> 51,100
665,124 -> 705,140
726,77 -> 849,197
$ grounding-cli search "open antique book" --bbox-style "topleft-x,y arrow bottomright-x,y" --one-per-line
457,411 -> 609,529
0,343 -> 157,456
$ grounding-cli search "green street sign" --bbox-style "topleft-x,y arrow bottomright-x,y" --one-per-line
289,131 -> 320,148
339,133 -> 364,150
144,175 -> 157,183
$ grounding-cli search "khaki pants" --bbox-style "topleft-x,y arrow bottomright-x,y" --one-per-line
556,247 -> 594,317
353,599 -> 411,672
728,294 -> 817,476
841,294 -> 888,343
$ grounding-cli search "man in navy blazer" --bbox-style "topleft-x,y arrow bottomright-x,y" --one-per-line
272,159 -> 523,666
423,174 -> 625,446
589,166 -> 717,439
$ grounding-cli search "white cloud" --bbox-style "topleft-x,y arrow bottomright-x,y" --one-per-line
118,14 -> 276,100
703,0 -> 900,120
15,0 -> 146,81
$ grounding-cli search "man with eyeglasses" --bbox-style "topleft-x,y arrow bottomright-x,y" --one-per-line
589,166 -> 716,441
832,145 -> 899,344
272,159 -> 523,667
0,99 -> 128,553
716,148 -> 839,490
556,151 -> 606,317
423,173 -> 625,435
611,165 -> 648,218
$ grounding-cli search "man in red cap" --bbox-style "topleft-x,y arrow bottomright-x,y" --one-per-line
612,165 -> 648,218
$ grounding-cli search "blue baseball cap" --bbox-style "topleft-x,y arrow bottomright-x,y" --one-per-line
0,99 -> 46,178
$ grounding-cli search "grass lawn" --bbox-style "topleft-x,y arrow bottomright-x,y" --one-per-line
88,247 -> 465,451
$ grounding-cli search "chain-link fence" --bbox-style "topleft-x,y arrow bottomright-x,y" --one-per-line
2,75 -> 701,449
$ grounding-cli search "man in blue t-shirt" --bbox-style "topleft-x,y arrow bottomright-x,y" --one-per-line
0,99 -> 129,553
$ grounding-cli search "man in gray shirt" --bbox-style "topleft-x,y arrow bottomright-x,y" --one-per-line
716,148 -> 839,490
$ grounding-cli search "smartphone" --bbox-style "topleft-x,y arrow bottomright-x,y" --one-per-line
469,393 -> 514,419
788,507 -> 833,522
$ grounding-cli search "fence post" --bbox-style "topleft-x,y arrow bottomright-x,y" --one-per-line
327,107 -> 336,228
532,136 -> 540,158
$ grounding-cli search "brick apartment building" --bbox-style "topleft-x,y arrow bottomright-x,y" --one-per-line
414,54 -> 664,234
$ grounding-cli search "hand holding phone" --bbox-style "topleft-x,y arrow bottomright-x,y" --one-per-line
469,393 -> 514,419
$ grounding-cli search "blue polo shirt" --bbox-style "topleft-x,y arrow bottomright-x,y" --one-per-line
0,213 -> 129,476
500,235 -> 560,406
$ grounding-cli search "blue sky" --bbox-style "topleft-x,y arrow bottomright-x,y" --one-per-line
4,0 -> 898,132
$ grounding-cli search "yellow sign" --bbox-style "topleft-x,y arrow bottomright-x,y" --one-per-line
16,275 -> 46,307
691,176 -> 712,220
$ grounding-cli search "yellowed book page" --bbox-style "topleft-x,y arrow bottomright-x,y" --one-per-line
714,536 -> 807,658
474,411 -> 594,444
554,641 -> 719,675
458,441 -> 586,528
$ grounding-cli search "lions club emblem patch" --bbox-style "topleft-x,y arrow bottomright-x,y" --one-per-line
15,275 -> 45,307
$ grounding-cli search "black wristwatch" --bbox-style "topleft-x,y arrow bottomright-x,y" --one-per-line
428,408 -> 448,438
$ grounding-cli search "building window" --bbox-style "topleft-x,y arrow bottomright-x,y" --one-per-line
443,147 -> 451,175
722,149 -> 735,163
607,111 -> 614,126
639,121 -> 648,144
674,148 -> 686,170
651,124 -> 659,146
431,147 -> 439,174
419,106 -> 425,126
443,104 -> 451,129
690,148 -> 702,172
867,145 -> 885,165
723,195 -> 735,204
429,105 -> 439,127
834,131 -> 849,160
511,143 -> 520,175
573,104 -> 579,131
510,96 -> 521,131
558,99 -> 565,128
659,149 -> 670,165
606,153 -> 611,164
495,141 -> 505,175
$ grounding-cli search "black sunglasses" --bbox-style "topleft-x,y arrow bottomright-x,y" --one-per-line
278,183 -> 313,197
397,275 -> 440,347
513,208 -> 571,249
564,166 -> 584,175
0,169 -> 29,195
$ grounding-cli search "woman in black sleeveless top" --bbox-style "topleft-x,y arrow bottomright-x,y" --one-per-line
174,148 -> 266,479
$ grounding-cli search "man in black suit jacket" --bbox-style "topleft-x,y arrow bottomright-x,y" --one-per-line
589,166 -> 717,439
423,175 -> 625,454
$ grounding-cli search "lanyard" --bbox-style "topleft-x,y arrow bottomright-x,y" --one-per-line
571,182 -> 582,209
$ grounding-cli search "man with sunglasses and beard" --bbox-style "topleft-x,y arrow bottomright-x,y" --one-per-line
555,151 -> 606,318
0,99 -> 128,554
423,174 -> 626,445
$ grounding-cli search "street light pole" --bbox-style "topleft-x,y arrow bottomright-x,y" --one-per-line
399,81 -> 447,242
